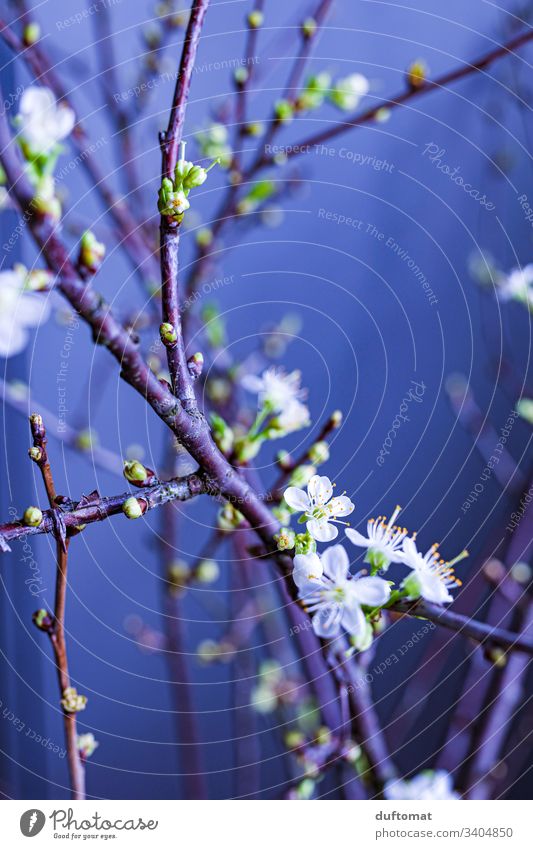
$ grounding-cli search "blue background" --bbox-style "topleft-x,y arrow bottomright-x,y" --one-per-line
1,0 -> 532,799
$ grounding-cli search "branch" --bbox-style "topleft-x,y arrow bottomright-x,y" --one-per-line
255,28 -> 533,170
0,472 -> 208,549
159,0 -> 210,398
391,598 -> 533,656
29,416 -> 85,799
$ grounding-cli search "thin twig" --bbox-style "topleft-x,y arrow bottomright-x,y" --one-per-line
29,415 -> 85,799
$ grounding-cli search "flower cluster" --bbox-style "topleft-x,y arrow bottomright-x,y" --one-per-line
13,86 -> 75,221
158,141 -> 218,222
61,687 -> 87,714
236,367 -> 311,461
283,479 -> 466,645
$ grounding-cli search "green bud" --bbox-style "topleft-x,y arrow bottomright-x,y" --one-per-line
274,99 -> 294,124
295,778 -> 315,800
309,441 -> 330,465
183,164 -> 207,189
210,412 -> 234,455
301,17 -> 317,38
486,646 -> 507,668
23,22 -> 41,45
28,446 -> 42,462
32,608 -> 53,631
234,436 -> 262,462
217,502 -> 244,531
123,460 -> 148,483
23,506 -> 42,527
167,559 -> 191,593
234,67 -> 249,86
275,528 -> 295,551
80,230 -> 105,272
195,559 -> 220,584
285,730 -> 305,749
294,532 -> 316,555
517,398 -> 533,424
122,497 -> 145,520
76,428 -> 98,451
330,409 -> 343,428
407,59 -> 428,90
243,122 -> 264,137
272,505 -> 291,525
196,227 -> 213,248
288,464 -> 316,488
197,639 -> 220,663
315,725 -> 332,746
159,322 -> 178,345
247,11 -> 264,28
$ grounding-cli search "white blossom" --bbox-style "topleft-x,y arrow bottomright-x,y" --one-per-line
330,73 -> 369,111
293,544 -> 390,639
346,505 -> 408,570
384,770 -> 459,801
242,366 -> 306,414
0,267 -> 50,358
284,474 -> 354,542
399,536 -> 463,604
16,86 -> 75,155
497,264 -> 533,309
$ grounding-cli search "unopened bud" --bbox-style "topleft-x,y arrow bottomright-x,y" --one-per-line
23,506 -> 42,527
23,22 -> 41,45
274,99 -> 294,124
486,646 -> 507,668
159,322 -> 178,345
406,59 -> 428,90
330,409 -> 343,428
187,351 -> 204,380
301,17 -> 317,38
28,446 -> 42,463
123,460 -> 148,483
79,230 -> 105,273
247,11 -> 264,28
77,733 -> 99,759
285,730 -> 305,749
122,497 -> 145,520
309,441 -> 330,465
29,413 -> 43,428
32,608 -> 53,632
195,559 -> 220,584
234,67 -> 249,86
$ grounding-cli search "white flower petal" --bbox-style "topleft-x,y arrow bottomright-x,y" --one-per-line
352,576 -> 391,607
340,600 -> 366,637
307,518 -> 338,542
328,495 -> 354,517
293,552 -> 323,588
0,321 -> 28,358
312,606 -> 342,639
417,572 -> 453,604
283,486 -> 310,512
345,528 -> 370,548
321,544 -> 349,581
308,474 -> 333,504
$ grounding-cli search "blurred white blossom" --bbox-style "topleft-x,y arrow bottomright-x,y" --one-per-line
0,266 -> 50,358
